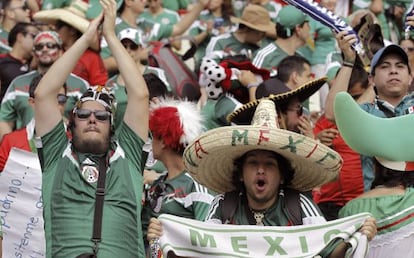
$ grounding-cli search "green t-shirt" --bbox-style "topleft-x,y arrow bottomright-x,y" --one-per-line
162,0 -> 189,12
252,42 -> 294,77
0,28 -> 11,54
0,71 -> 89,129
205,32 -> 260,63
40,121 -> 146,258
139,8 -> 180,27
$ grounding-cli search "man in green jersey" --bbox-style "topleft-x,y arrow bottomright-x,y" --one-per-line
33,0 -> 149,257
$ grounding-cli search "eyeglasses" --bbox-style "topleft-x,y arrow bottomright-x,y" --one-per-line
287,105 -> 304,116
33,42 -> 60,51
74,109 -> 111,121
122,42 -> 139,51
57,94 -> 67,104
148,181 -> 166,211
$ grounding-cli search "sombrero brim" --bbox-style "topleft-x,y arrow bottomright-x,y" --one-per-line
228,77 -> 327,124
33,9 -> 89,33
183,125 -> 341,193
230,16 -> 275,33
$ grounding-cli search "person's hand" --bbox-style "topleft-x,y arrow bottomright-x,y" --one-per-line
335,31 -> 357,63
147,217 -> 163,241
298,116 -> 314,138
316,128 -> 338,147
359,217 -> 377,241
237,70 -> 258,87
100,0 -> 117,39
83,9 -> 103,47
144,170 -> 162,185
406,12 -> 414,27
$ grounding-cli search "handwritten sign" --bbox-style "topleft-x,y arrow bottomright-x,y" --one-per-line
0,147 -> 45,258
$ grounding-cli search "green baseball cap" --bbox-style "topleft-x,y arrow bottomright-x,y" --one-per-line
276,5 -> 308,36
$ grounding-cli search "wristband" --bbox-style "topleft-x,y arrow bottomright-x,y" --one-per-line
342,60 -> 354,68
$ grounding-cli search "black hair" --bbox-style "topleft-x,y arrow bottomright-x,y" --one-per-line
29,73 -> 68,98
231,150 -> 295,192
349,64 -> 369,91
276,20 -> 307,39
371,159 -> 414,189
143,73 -> 171,99
55,20 -> 82,39
277,55 -> 311,83
8,22 -> 34,46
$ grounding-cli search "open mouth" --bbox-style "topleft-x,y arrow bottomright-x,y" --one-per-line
256,179 -> 266,191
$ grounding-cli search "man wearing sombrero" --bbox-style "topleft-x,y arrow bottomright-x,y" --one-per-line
148,98 -> 377,257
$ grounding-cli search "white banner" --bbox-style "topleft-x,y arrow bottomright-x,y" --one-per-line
0,147 -> 45,257
158,213 -> 371,258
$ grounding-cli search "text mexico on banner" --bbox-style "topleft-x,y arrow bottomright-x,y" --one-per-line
0,147 -> 45,257
158,213 -> 371,258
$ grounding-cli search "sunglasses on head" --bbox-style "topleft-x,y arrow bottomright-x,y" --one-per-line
75,109 -> 111,121
287,105 -> 304,117
33,42 -> 59,51
57,93 -> 67,104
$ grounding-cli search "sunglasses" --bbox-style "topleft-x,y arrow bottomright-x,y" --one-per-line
75,109 -> 111,121
57,94 -> 67,104
287,105 -> 304,116
122,42 -> 139,51
33,42 -> 60,51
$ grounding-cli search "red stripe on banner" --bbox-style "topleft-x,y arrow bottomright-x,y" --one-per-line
306,144 -> 318,158
378,212 -> 414,232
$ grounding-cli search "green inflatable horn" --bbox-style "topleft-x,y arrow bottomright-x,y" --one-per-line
334,92 -> 414,161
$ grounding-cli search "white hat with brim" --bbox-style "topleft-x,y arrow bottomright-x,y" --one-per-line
33,0 -> 90,33
230,4 -> 275,33
184,99 -> 342,193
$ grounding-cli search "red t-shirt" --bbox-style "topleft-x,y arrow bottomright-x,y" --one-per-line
72,48 -> 108,86
0,127 -> 31,171
313,115 -> 364,206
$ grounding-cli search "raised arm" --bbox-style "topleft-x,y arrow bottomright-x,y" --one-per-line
324,31 -> 357,122
171,0 -> 210,37
34,12 -> 103,137
101,0 -> 149,141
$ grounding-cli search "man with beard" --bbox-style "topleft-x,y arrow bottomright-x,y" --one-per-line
0,30 -> 89,140
33,0 -> 149,257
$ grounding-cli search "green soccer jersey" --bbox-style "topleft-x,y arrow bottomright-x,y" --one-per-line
205,32 -> 260,63
252,42 -> 300,77
162,0 -> 189,12
205,189 -> 339,257
0,28 -> 11,54
189,10 -> 232,71
40,121 -> 146,258
139,8 -> 180,27
0,71 -> 89,129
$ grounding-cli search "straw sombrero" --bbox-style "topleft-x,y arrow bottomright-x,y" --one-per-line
184,99 -> 342,193
228,77 -> 327,125
230,4 -> 275,33
33,0 -> 90,33
334,92 -> 414,171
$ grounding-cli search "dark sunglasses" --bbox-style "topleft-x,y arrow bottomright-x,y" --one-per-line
148,182 -> 166,211
122,42 -> 139,51
75,109 -> 111,121
287,105 -> 304,116
57,94 -> 67,104
33,42 -> 60,51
